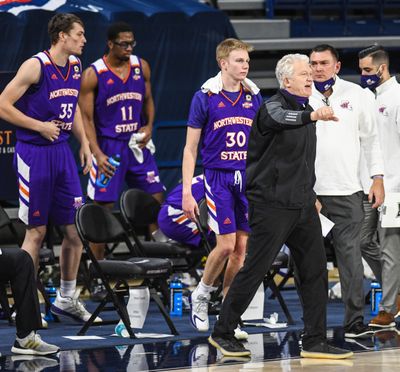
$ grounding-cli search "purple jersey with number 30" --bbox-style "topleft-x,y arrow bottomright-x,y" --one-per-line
188,87 -> 262,170
91,55 -> 145,140
15,51 -> 82,145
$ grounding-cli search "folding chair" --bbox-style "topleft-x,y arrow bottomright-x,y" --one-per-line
120,189 -> 204,276
75,203 -> 178,337
263,251 -> 295,325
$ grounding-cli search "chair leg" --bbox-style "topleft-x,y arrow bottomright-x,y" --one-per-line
149,287 -> 179,335
264,272 -> 295,325
77,280 -> 136,339
36,278 -> 60,323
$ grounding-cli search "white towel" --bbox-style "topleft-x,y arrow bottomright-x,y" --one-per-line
128,133 -> 156,164
200,71 -> 260,95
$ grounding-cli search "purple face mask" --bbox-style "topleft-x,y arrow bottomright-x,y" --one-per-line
360,74 -> 380,90
314,77 -> 335,93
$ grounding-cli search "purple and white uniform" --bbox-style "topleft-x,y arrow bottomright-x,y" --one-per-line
87,55 -> 163,202
188,87 -> 262,234
14,51 -> 83,226
158,175 -> 206,247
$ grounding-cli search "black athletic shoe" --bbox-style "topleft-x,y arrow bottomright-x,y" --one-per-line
208,335 -> 251,357
301,342 -> 353,359
344,322 -> 375,338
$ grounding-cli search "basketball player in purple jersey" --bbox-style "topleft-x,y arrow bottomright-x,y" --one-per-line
0,13 -> 99,323
182,38 -> 263,332
79,23 -> 164,292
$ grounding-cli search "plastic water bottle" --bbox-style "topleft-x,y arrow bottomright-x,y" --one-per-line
371,281 -> 382,315
115,320 -> 130,337
170,278 -> 183,317
96,154 -> 121,188
44,281 -> 57,322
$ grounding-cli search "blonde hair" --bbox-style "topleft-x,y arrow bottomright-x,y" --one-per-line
216,38 -> 253,67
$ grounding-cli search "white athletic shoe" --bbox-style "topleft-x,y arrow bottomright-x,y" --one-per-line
11,331 -> 59,356
51,290 -> 101,323
234,326 -> 249,340
190,290 -> 210,332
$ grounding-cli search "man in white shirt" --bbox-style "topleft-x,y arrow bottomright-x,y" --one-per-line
359,45 -> 400,328
310,44 -> 385,338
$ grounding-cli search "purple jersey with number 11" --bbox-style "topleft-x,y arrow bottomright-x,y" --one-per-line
188,87 -> 262,170
15,51 -> 82,145
91,55 -> 145,140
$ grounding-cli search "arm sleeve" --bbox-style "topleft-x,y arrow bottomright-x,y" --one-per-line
358,89 -> 385,177
187,91 -> 208,129
264,100 -> 313,130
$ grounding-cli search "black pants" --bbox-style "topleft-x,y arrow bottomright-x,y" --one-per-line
212,203 -> 328,349
0,248 -> 42,337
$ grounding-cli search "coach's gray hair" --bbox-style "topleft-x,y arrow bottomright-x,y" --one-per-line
275,54 -> 309,89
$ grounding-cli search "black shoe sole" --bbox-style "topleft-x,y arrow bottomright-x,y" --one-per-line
208,336 -> 251,357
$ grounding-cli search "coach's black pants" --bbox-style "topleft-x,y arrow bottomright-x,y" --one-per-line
0,248 -> 42,337
212,202 -> 328,349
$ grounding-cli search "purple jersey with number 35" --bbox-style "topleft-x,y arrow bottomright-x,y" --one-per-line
91,55 -> 145,140
188,88 -> 262,170
15,51 -> 82,145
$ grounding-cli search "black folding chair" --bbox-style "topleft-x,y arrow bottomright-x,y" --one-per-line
120,189 -> 205,277
75,203 -> 178,337
263,251 -> 295,325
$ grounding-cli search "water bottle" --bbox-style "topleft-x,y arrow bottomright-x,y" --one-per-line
115,320 -> 130,337
44,281 -> 57,322
170,278 -> 183,317
96,154 -> 121,188
371,281 -> 382,315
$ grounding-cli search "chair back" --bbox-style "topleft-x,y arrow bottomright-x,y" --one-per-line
120,188 -> 161,227
75,204 -> 127,244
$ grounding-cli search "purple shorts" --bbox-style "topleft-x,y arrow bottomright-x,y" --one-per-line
204,168 -> 249,235
158,204 -> 202,247
87,137 -> 164,202
14,141 -> 83,226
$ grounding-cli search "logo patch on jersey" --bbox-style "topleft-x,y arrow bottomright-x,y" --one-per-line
73,197 -> 83,209
99,188 -> 107,192
133,67 -> 141,80
107,78 -> 115,85
33,210 -> 40,217
146,171 -> 160,184
72,73 -> 81,80
340,100 -> 353,111
379,105 -> 389,116
74,65 -> 79,72
51,73 -> 58,80
218,101 -> 226,108
245,94 -> 252,101
223,217 -> 231,225
242,102 -> 253,108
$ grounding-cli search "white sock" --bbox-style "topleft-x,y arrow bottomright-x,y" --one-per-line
60,279 -> 76,298
195,279 -> 213,297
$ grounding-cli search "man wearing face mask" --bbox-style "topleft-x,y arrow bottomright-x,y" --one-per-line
359,45 -> 400,328
309,44 -> 385,339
